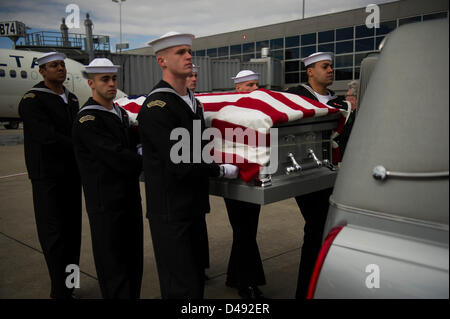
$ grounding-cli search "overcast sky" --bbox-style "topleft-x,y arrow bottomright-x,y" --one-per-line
0,0 -> 397,50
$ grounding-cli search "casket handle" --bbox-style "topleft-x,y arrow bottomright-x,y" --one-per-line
286,153 -> 302,174
286,149 -> 336,174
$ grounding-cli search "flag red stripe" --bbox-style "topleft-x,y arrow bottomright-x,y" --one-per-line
118,101 -> 142,114
259,88 -> 317,117
203,97 -> 289,125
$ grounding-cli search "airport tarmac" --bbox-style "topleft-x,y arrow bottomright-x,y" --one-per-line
0,125 -> 306,299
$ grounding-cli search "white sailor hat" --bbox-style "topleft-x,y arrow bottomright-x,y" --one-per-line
36,52 -> 66,66
232,70 -> 259,84
84,58 -> 120,74
301,52 -> 333,67
148,31 -> 195,53
192,64 -> 199,73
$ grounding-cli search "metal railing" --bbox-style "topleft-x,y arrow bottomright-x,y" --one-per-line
20,31 -> 110,52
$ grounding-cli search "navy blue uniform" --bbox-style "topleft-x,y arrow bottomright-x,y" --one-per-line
138,80 -> 220,299
72,98 -> 143,299
286,83 -> 347,299
224,199 -> 265,289
18,81 -> 82,299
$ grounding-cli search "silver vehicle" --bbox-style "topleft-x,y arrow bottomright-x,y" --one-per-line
309,19 -> 449,298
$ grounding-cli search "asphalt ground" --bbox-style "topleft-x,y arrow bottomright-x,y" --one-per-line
0,124 -> 306,300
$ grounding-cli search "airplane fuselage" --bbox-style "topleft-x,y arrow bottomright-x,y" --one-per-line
0,49 -> 126,127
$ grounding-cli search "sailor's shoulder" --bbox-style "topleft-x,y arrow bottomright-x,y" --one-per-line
21,91 -> 37,100
142,92 -> 174,111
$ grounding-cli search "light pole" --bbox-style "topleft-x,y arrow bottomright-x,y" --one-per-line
112,0 -> 126,53
302,0 -> 305,19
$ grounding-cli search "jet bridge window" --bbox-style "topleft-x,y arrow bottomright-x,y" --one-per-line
270,38 -> 283,50
336,40 -> 353,54
195,50 -> 205,56
0,69 -> 5,77
355,38 -> 375,52
376,20 -> 396,35
285,72 -> 299,84
285,61 -> 299,72
318,30 -> 334,43
335,68 -> 353,81
21,71 -> 27,79
285,47 -> 299,60
318,43 -> 334,53
243,42 -> 255,54
285,35 -> 299,48
423,12 -> 447,21
336,27 -> 354,41
301,45 -> 316,58
206,48 -> 217,57
230,44 -> 242,55
301,33 -> 316,46
399,15 -> 421,26
356,24 -> 375,38
218,46 -> 229,57
271,49 -> 284,60
10,70 -> 16,78
242,53 -> 255,62
256,40 -> 269,52
335,54 -> 353,68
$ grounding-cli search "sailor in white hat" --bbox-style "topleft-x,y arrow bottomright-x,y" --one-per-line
83,58 -> 121,106
36,51 -> 69,100
301,52 -> 334,103
186,64 -> 199,92
138,32 -> 239,299
290,52 -> 336,104
36,51 -> 67,66
84,58 -> 120,75
18,50 -> 82,299
286,51 -> 350,299
232,70 -> 259,92
146,31 -> 196,96
148,31 -> 195,54
301,51 -> 333,68
72,57 -> 144,299
222,68 -> 267,299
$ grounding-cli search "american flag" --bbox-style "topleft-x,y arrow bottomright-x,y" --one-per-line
115,88 -> 346,182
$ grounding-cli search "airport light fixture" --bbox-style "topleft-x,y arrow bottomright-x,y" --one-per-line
302,0 -> 305,19
112,0 -> 126,53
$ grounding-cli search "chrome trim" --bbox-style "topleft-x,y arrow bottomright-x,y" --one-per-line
329,197 -> 449,231
372,165 -> 449,181
285,152 -> 301,174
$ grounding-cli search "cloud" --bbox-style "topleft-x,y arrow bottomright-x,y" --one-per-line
0,0 -> 397,48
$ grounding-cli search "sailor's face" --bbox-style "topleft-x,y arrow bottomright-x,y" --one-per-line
186,72 -> 198,90
88,73 -> 117,101
236,80 -> 259,92
311,60 -> 334,87
40,60 -> 67,83
165,45 -> 193,77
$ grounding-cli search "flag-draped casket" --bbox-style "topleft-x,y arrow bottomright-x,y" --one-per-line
115,88 -> 346,204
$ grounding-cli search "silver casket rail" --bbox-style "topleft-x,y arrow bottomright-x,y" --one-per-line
209,113 -> 341,205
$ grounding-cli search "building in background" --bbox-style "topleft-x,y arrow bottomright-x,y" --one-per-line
126,0 -> 448,93
191,0 -> 448,92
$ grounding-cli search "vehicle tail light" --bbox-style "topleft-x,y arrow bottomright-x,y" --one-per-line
306,225 -> 345,299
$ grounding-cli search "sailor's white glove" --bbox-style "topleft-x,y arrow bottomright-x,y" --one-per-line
219,164 -> 239,179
